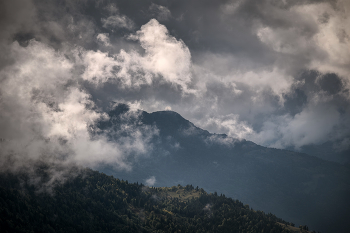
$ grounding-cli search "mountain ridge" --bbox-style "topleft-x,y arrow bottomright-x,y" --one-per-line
0,167 -> 306,233
98,103 -> 350,233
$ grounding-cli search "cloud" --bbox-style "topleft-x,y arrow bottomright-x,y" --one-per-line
130,19 -> 193,92
205,135 -> 238,147
0,0 -> 37,43
0,36 -> 158,185
100,3 -> 135,31
149,3 -> 172,21
248,101 -> 348,149
1,0 -> 349,172
78,19 -> 193,93
253,1 -> 350,91
96,33 -> 111,46
296,2 -> 350,77
199,114 -> 254,139
145,176 -> 156,186
203,203 -> 213,217
101,15 -> 134,31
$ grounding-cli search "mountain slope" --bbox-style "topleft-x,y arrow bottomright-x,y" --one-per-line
0,168 -> 297,233
99,104 -> 350,233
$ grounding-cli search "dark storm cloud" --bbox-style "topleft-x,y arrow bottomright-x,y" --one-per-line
282,89 -> 308,116
318,73 -> 343,95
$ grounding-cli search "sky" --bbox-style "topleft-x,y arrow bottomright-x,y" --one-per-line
0,0 -> 350,178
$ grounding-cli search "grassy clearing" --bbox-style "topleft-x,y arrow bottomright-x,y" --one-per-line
277,223 -> 312,233
150,185 -> 203,202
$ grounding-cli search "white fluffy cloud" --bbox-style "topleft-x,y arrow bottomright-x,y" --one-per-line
80,19 -> 193,92
131,19 -> 193,91
256,1 -> 350,94
0,39 -> 157,178
199,114 -> 253,139
0,17 -> 193,181
97,33 -> 111,46
250,103 -> 342,149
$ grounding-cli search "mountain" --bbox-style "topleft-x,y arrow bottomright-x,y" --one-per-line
297,142 -> 350,164
0,167 -> 301,233
98,104 -> 350,233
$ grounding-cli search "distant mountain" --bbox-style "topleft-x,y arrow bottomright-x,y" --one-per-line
98,104 -> 350,233
296,142 -> 350,164
0,168 -> 300,233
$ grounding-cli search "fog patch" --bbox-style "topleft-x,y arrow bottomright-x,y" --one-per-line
145,176 -> 156,186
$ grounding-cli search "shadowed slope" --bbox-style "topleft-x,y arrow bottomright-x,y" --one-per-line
99,104 -> 350,233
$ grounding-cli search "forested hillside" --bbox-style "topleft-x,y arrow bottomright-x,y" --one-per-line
0,168 -> 306,233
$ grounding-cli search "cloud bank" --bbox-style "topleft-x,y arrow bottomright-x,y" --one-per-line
0,39 -> 158,175
0,0 -> 349,170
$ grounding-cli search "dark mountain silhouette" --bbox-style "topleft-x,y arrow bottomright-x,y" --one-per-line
98,104 -> 350,233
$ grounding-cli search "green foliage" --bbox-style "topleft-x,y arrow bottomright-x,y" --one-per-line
0,169 -> 296,233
